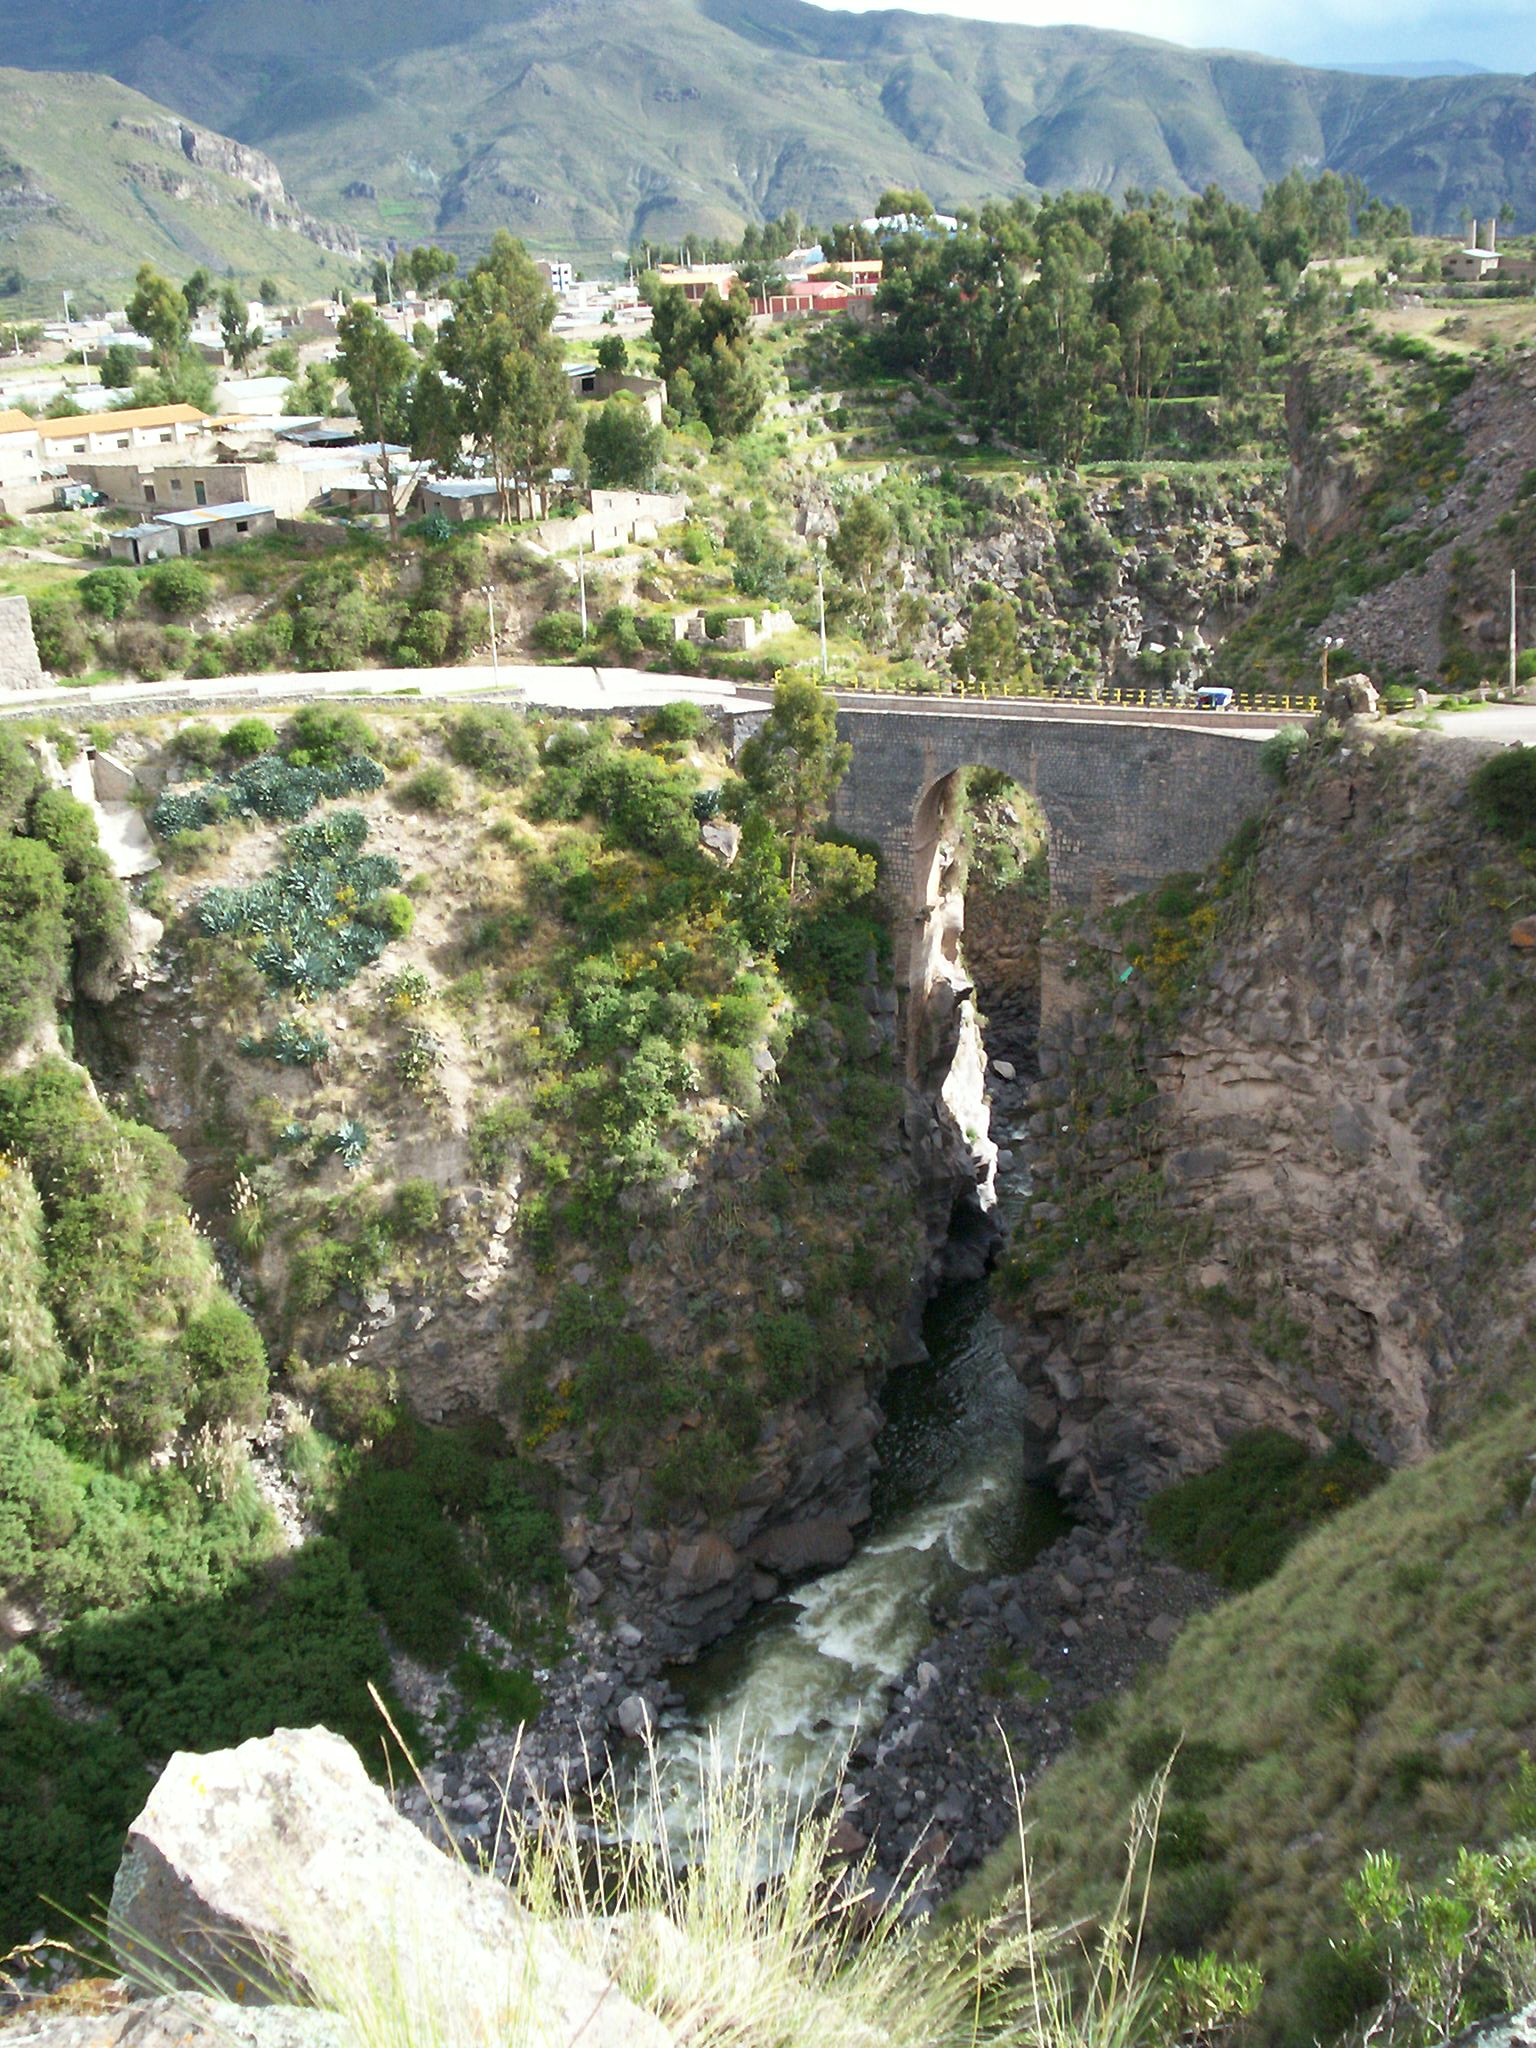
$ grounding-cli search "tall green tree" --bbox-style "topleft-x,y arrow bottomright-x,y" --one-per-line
335,300 -> 416,541
181,267 -> 214,321
126,264 -> 190,375
584,399 -> 664,489
218,286 -> 263,377
436,231 -> 572,521
405,245 -> 458,296
736,674 -> 852,896
406,364 -> 464,477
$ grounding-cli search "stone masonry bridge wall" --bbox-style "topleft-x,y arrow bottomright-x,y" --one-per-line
820,706 -> 1274,1038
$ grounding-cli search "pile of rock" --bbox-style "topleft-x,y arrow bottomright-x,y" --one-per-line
841,1522 -> 1216,1908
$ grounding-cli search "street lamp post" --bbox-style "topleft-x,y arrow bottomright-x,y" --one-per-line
577,542 -> 589,640
481,585 -> 499,678
1320,635 -> 1343,702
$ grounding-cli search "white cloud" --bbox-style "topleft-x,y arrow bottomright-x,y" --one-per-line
817,0 -> 1536,73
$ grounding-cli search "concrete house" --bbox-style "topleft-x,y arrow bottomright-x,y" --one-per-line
33,403 -> 211,462
565,365 -> 667,426
109,501 -> 276,562
109,521 -> 181,566
1,403 -> 214,514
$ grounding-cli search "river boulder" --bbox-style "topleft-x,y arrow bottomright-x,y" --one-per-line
749,1516 -> 856,1574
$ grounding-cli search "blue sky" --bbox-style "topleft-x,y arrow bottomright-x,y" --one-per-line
821,0 -> 1536,75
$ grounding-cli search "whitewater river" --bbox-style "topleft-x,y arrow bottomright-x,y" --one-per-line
654,1171 -> 1064,1804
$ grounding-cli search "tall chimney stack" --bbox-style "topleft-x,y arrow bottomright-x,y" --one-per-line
1490,217 -> 1498,252
1471,219 -> 1480,250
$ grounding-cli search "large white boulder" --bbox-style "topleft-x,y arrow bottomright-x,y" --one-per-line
109,1726 -> 669,2048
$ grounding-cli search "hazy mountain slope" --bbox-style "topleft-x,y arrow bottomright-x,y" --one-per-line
1,0 -> 1535,265
0,68 -> 363,313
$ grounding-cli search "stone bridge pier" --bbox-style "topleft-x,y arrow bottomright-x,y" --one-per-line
824,704 -> 1273,1039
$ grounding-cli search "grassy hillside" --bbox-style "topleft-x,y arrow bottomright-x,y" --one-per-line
0,68 -> 364,315
971,1394 -> 1536,2043
1,0 -> 1534,265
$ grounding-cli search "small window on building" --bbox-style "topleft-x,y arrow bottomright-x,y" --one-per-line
236,521 -> 248,533
159,432 -> 172,443
194,482 -> 207,506
581,376 -> 595,392
145,485 -> 157,504
116,437 -> 129,449
72,442 -> 86,454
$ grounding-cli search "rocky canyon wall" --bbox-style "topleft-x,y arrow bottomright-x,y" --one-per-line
1004,726 -> 1536,1518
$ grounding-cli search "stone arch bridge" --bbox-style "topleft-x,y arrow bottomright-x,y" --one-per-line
824,697 -> 1274,924
815,698 -> 1277,1035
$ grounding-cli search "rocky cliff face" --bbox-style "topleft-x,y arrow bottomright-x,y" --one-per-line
1003,726 -> 1533,1518
1273,345 -> 1536,687
114,115 -> 363,257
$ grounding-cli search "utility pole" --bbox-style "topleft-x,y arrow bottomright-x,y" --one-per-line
481,585 -> 498,678
1511,567 -> 1519,696
60,290 -> 72,339
577,542 -> 589,640
816,549 -> 828,678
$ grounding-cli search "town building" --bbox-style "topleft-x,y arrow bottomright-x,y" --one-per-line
0,403 -> 213,515
565,364 -> 667,425
1443,218 -> 1536,285
108,501 -> 276,563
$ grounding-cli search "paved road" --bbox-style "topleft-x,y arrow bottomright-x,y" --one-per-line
0,661 -> 1282,737
1426,702 -> 1536,744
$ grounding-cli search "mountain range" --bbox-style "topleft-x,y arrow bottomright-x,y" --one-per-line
0,68 -> 365,315
2,0 -> 1536,279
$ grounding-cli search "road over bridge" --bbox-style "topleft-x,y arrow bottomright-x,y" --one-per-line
2,656 -> 1280,928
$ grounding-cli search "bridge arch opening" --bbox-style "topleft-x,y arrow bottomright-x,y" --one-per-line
906,764 -> 1051,1276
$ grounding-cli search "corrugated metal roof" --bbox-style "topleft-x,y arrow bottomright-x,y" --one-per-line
158,501 -> 275,526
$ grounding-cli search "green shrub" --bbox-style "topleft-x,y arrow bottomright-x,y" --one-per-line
364,890 -> 416,939
146,559 -> 212,617
643,700 -> 710,744
0,728 -> 40,834
1144,1429 -> 1382,1590
1311,1642 -> 1391,1728
446,707 -> 537,786
27,594 -> 92,677
171,721 -> 225,772
1122,1727 -> 1246,1800
186,638 -> 226,680
532,610 -> 586,656
400,606 -> 453,665
398,764 -> 458,813
77,567 -> 140,620
754,1310 -> 819,1399
0,838 -> 68,1053
391,1178 -> 442,1236
1150,1866 -> 1238,1955
470,1100 -> 531,1180
222,717 -> 277,761
1258,724 -> 1309,786
1470,746 -> 1536,847
177,1299 -> 269,1431
282,704 -> 375,769
1282,1942 -> 1388,2048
